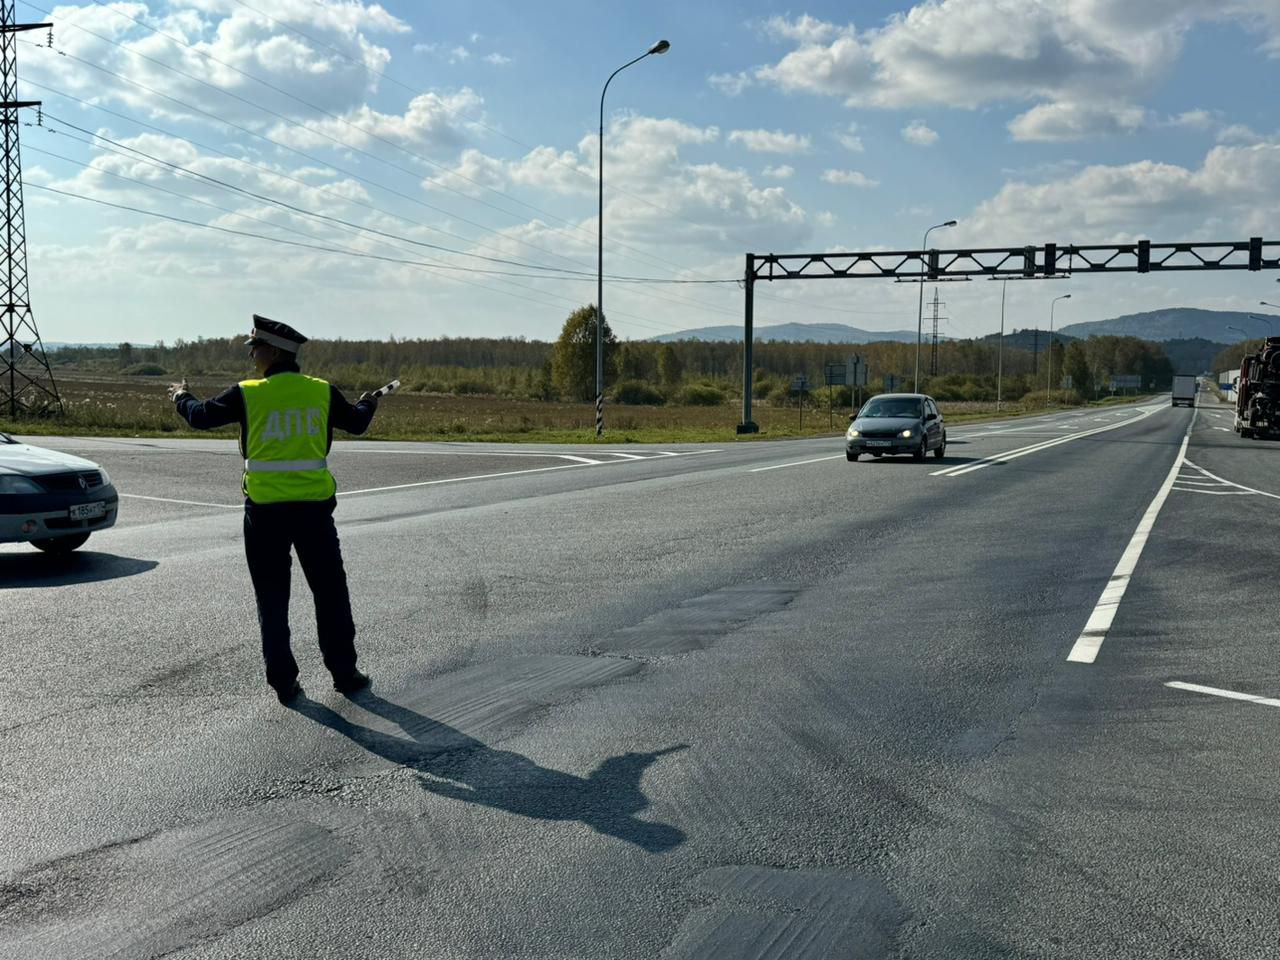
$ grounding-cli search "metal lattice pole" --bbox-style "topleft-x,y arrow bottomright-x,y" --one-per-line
0,3 -> 57,418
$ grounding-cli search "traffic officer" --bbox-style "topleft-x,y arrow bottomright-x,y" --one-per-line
168,315 -> 380,704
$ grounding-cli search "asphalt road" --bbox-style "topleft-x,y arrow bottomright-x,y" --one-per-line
2,394 -> 1277,959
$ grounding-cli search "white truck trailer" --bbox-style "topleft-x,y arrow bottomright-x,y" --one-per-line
1171,374 -> 1197,407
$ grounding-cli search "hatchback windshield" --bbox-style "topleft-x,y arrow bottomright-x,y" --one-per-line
859,398 -> 922,419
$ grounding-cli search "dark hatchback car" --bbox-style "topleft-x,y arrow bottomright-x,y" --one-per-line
845,393 -> 946,461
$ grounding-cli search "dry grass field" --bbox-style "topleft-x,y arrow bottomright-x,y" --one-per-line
0,374 -> 1129,443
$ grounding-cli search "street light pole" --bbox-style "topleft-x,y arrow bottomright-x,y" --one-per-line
914,219 -> 956,392
1047,293 -> 1071,396
597,39 -> 669,437
1248,314 -> 1273,336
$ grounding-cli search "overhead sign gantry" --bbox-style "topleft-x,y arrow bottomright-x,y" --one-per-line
737,237 -> 1280,433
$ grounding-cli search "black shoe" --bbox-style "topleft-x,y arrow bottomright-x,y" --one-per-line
275,679 -> 303,704
333,670 -> 371,695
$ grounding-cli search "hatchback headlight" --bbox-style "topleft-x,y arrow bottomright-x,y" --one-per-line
899,428 -> 914,438
847,429 -> 860,438
98,467 -> 111,487
0,475 -> 42,494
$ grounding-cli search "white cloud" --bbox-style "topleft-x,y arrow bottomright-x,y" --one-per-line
23,1 -> 408,127
956,141 -> 1280,244
727,128 -> 812,154
1164,109 -> 1212,129
746,5 -> 1280,110
821,169 -> 879,188
1008,101 -> 1147,142
1010,102 -> 1217,141
484,52 -> 512,65
835,122 -> 864,152
425,115 -> 811,252
1217,123 -> 1266,144
901,121 -> 938,146
269,88 -> 485,152
758,14 -> 846,45
708,71 -> 753,96
763,164 -> 794,179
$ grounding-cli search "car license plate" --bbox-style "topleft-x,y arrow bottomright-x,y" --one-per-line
69,502 -> 105,521
867,440 -> 891,447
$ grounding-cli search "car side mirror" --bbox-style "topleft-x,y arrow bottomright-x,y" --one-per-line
925,412 -> 937,422
848,414 -> 857,423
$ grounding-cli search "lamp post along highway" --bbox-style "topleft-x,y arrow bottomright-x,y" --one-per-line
1227,325 -> 1250,362
1048,293 -> 1071,395
914,220 -> 956,392
597,39 -> 669,437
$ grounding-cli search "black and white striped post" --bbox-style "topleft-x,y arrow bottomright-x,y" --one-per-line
595,392 -> 604,435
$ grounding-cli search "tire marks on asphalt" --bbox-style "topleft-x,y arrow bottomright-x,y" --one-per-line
0,815 -> 349,960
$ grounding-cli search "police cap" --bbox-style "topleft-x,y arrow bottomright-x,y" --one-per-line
244,315 -> 308,353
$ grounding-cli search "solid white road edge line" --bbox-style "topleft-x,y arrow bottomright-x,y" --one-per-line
934,405 -> 1165,477
750,453 -> 847,473
1166,681 -> 1280,708
1066,409 -> 1197,664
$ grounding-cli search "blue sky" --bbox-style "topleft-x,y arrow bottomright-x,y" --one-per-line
13,0 -> 1280,346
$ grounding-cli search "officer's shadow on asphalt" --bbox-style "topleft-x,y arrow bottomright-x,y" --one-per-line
290,692 -> 688,854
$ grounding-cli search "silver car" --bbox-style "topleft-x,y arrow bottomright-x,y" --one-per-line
845,393 -> 947,461
0,433 -> 119,552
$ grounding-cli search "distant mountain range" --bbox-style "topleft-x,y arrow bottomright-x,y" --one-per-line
648,322 -> 923,344
1057,308 -> 1269,343
651,308 -> 1267,348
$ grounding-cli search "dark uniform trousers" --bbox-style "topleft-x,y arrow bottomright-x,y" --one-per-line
243,497 -> 358,688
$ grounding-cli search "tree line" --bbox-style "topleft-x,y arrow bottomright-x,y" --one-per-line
49,305 -> 1176,405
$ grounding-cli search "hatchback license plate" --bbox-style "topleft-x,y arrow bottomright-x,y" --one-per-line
69,502 -> 105,521
866,440 -> 892,447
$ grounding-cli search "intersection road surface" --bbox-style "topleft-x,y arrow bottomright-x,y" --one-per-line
2,394 -> 1278,958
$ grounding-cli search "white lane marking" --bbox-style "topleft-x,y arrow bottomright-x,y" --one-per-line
1067,409 -> 1196,664
1181,460 -> 1280,500
1174,489 -> 1253,496
1166,681 -> 1280,708
605,452 -> 647,460
337,449 -> 718,498
750,454 -> 846,473
1214,426 -> 1231,432
934,405 -> 1166,477
558,455 -> 604,464
119,493 -> 240,509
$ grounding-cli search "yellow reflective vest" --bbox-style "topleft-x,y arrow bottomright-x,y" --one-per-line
239,373 -> 336,503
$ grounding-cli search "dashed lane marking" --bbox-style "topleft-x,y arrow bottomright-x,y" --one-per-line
119,493 -> 240,509
338,449 -> 721,498
1166,681 -> 1280,709
1066,408 -> 1196,664
750,454 -> 846,473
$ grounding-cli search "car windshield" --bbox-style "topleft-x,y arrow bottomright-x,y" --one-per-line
860,399 -> 922,419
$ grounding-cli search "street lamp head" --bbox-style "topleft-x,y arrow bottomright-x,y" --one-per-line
942,220 -> 957,227
1063,294 -> 1071,300
649,40 -> 671,55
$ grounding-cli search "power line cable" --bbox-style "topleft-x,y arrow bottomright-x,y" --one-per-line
22,179 -> 692,336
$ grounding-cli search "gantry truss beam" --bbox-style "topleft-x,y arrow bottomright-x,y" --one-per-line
738,237 -> 1279,432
